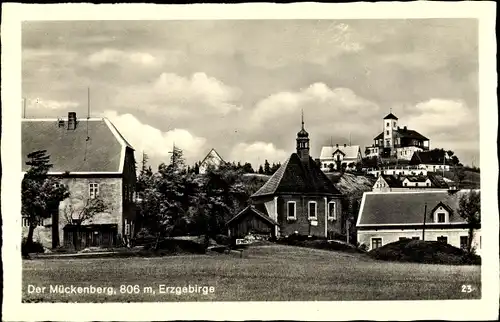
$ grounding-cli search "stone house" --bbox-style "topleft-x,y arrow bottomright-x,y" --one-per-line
227,116 -> 344,239
356,190 -> 481,254
22,112 -> 137,249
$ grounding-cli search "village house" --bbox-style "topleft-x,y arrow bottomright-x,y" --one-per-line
319,144 -> 362,172
410,149 -> 452,172
199,148 -> 225,174
22,112 -> 137,249
227,116 -> 344,239
365,165 -> 427,177
365,112 -> 430,160
372,173 -> 451,192
356,190 -> 481,255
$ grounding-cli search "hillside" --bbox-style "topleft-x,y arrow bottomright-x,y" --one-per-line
442,169 -> 480,189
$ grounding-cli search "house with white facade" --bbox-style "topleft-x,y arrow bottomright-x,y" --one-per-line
410,149 -> 452,172
372,174 -> 450,192
199,148 -> 225,174
356,190 -> 481,254
319,144 -> 362,172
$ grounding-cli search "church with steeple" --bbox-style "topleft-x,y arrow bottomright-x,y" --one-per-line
226,112 -> 344,239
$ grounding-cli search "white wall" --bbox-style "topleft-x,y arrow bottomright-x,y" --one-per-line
419,164 -> 451,172
358,228 -> 481,255
395,146 -> 422,161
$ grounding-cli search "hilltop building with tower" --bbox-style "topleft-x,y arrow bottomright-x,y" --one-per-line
365,112 -> 430,161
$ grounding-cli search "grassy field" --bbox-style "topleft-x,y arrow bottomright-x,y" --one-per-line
22,245 -> 481,302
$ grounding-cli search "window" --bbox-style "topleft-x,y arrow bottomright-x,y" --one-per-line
393,122 -> 396,127
89,183 -> 100,199
412,237 -> 420,240
386,130 -> 389,135
437,212 -> 446,223
386,122 -> 390,127
125,219 -> 130,236
22,217 -> 30,227
328,201 -> 336,220
308,201 -> 317,219
415,183 -> 419,187
426,182 -> 430,187
460,236 -> 468,250
287,202 -> 296,220
437,236 -> 448,244
404,182 -> 408,187
371,238 -> 383,249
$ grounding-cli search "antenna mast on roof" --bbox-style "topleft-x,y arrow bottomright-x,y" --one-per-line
22,98 -> 27,118
86,87 -> 90,141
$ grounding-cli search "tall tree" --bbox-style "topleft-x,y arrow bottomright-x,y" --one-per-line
458,190 -> 481,253
22,150 -> 69,255
264,160 -> 271,175
242,162 -> 254,173
258,165 -> 264,174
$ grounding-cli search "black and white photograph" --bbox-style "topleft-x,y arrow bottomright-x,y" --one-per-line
1,2 -> 498,321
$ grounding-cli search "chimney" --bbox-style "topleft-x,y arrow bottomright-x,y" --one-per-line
67,112 -> 77,130
403,126 -> 407,130
336,144 -> 338,148
344,144 -> 347,147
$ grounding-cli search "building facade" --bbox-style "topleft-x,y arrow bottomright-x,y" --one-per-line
231,117 -> 344,239
199,148 -> 225,174
319,144 -> 362,171
356,191 -> 481,255
365,113 -> 430,160
22,112 -> 137,249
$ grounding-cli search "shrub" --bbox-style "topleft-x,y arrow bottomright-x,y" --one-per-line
368,239 -> 481,265
22,237 -> 44,255
214,234 -> 231,246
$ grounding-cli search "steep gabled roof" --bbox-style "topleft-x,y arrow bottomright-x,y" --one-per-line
374,132 -> 384,140
226,205 -> 278,226
22,118 -> 133,174
357,190 -> 475,226
251,153 -> 342,198
403,175 -> 429,183
380,175 -> 402,188
200,148 -> 225,165
383,113 -> 398,120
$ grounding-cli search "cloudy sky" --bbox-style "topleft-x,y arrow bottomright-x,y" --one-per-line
22,19 -> 479,169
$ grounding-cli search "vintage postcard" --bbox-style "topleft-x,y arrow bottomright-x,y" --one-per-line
1,2 -> 498,321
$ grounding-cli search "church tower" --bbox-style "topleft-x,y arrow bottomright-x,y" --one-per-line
383,111 -> 398,155
296,110 -> 310,162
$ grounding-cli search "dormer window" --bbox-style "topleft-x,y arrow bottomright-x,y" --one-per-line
437,212 -> 445,223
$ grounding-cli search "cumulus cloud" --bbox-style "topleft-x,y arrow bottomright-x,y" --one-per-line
115,72 -> 242,117
103,110 -> 206,166
88,49 -> 159,66
230,142 -> 289,168
407,99 -> 475,134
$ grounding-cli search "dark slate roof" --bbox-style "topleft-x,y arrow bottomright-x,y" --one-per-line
251,153 -> 342,198
410,150 -> 450,165
380,175 -> 402,188
226,205 -> 278,226
383,113 -> 398,120
395,128 -> 428,141
427,174 -> 453,188
357,190 -> 475,226
374,128 -> 428,141
404,175 -> 429,183
22,118 -> 132,173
